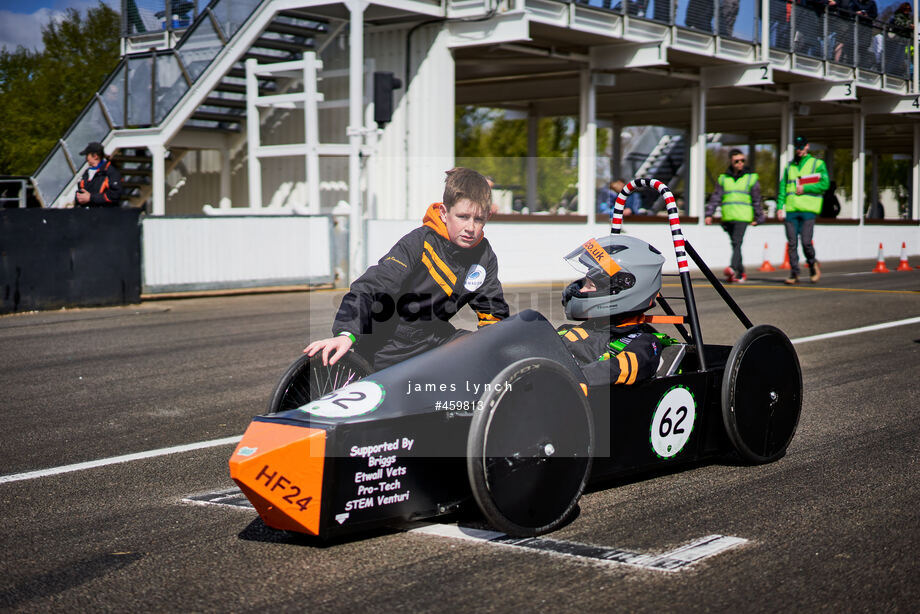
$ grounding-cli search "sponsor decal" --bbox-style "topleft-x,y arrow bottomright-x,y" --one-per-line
464,264 -> 486,291
650,385 -> 696,458
298,380 -> 385,418
335,512 -> 349,524
236,446 -> 258,457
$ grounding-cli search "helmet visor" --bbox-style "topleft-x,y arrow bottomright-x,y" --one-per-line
563,239 -> 627,277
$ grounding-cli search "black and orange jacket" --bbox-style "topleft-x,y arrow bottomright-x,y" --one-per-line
75,160 -> 122,207
558,317 -> 661,387
333,202 -> 510,341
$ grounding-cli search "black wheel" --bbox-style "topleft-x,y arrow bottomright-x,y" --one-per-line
467,358 -> 594,537
268,350 -> 374,414
721,324 -> 802,464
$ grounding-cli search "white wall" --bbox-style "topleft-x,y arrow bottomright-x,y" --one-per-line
367,219 -> 920,283
142,215 -> 334,292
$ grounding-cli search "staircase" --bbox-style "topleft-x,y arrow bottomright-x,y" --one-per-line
31,1 -> 332,209
633,131 -> 685,186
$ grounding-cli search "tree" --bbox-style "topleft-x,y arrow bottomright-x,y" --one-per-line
0,3 -> 120,176
456,106 -> 607,212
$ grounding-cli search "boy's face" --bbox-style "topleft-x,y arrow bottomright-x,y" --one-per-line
580,278 -> 597,292
440,198 -> 486,248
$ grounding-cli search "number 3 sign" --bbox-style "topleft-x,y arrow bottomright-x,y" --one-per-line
299,381 -> 386,418
650,385 -> 696,458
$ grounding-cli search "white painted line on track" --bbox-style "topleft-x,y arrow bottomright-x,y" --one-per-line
4,317 -> 919,485
410,524 -> 747,571
0,435 -> 241,485
791,315 -> 920,345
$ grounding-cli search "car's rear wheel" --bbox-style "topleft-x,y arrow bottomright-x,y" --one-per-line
268,351 -> 374,414
721,324 -> 802,464
467,358 -> 593,536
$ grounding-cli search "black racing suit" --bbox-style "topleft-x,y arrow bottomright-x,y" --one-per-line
557,317 -> 663,387
75,159 -> 122,207
332,203 -> 510,370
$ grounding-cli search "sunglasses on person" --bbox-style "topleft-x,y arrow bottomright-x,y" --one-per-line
732,157 -> 746,164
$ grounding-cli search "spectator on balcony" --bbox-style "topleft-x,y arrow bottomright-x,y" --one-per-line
845,0 -> 879,69
889,2 -> 913,36
685,0 -> 714,32
795,0 -> 827,58
818,0 -> 847,62
74,142 -> 122,208
886,2 -> 913,76
720,0 -> 740,37
771,0 -> 793,50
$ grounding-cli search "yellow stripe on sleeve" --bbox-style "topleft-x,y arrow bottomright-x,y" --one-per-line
625,352 -> 638,385
421,253 -> 454,297
615,353 -> 630,385
423,241 -> 458,285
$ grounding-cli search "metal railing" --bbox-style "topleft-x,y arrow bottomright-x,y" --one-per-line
32,0 -> 262,207
123,0 -> 204,37
575,0 -> 916,80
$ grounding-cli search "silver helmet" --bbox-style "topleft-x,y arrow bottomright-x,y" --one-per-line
561,235 -> 664,320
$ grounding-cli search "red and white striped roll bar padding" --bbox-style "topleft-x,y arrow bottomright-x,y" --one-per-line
610,177 -> 689,274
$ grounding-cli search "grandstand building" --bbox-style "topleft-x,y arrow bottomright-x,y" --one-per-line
29,0 -> 920,291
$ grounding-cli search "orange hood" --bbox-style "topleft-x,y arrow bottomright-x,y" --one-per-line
422,202 -> 484,248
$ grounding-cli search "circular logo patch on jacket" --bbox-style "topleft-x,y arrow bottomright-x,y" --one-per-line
464,264 -> 486,291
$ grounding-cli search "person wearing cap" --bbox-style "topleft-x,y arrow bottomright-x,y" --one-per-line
74,141 -> 122,207
557,235 -> 677,387
777,136 -> 828,284
705,149 -> 765,284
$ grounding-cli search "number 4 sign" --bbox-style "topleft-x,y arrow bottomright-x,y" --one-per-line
650,386 -> 696,459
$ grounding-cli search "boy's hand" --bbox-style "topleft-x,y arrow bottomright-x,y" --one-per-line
303,335 -> 353,366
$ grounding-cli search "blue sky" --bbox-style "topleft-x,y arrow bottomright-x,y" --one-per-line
0,0 -> 118,52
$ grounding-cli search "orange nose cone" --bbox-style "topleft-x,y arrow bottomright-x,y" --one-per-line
229,421 -> 327,535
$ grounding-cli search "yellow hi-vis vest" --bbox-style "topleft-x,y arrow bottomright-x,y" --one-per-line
718,172 -> 758,222
782,155 -> 826,214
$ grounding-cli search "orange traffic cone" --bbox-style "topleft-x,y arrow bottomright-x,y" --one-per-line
779,242 -> 791,270
872,243 -> 890,273
758,243 -> 776,272
896,242 -> 912,271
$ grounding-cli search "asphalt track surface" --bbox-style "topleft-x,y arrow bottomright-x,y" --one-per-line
2,260 -> 919,612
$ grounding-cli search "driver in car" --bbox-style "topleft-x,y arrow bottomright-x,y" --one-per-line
558,235 -> 672,387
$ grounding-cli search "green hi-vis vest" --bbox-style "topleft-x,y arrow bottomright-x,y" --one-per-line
718,172 -> 758,222
784,156 -> 825,214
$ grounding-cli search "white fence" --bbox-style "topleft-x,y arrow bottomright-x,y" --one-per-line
138,216 -> 919,293
142,215 -> 335,293
368,219 -> 920,284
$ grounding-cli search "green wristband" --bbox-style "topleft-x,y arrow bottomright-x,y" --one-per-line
338,331 -> 356,345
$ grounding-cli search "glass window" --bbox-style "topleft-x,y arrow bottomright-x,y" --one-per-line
101,62 -> 126,128
210,0 -> 262,39
154,53 -> 188,123
176,15 -> 222,81
34,146 -> 75,206
65,101 -> 111,164
127,55 -> 154,126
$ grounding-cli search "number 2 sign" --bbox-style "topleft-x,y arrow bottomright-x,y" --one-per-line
650,385 -> 696,458
299,381 -> 385,418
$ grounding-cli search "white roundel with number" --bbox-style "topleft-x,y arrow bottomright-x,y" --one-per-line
650,385 -> 696,458
298,381 -> 385,418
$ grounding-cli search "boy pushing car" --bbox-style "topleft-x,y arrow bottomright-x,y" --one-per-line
305,168 -> 510,370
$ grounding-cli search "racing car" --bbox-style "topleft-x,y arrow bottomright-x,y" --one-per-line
229,178 -> 803,538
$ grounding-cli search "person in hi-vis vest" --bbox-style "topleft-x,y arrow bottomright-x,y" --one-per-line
777,136 -> 829,284
705,149 -> 765,284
